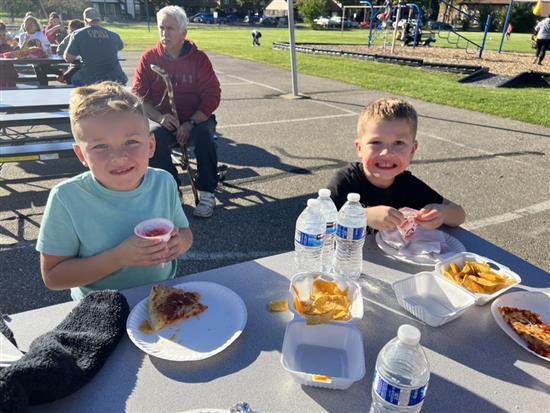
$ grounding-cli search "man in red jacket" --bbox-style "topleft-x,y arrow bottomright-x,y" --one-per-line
133,5 -> 221,218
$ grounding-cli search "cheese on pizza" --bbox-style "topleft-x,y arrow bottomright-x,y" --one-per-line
148,285 -> 208,331
499,306 -> 550,358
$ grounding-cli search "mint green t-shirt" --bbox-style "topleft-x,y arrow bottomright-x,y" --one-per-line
36,168 -> 189,300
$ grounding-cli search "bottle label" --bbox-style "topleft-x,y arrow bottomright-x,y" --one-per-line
325,222 -> 336,235
295,230 -> 324,247
372,370 -> 427,407
336,224 -> 364,241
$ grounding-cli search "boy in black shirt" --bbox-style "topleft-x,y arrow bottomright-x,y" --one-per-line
327,98 -> 465,232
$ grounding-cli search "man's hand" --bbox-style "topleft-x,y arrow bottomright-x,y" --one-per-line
114,235 -> 168,267
366,206 -> 404,231
176,122 -> 193,145
416,204 -> 445,230
159,114 -> 179,132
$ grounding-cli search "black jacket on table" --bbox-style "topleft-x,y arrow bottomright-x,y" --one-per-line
327,162 -> 443,211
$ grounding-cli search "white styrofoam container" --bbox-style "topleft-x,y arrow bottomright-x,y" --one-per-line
288,272 -> 364,323
280,320 -> 366,390
435,252 -> 521,305
393,272 -> 476,327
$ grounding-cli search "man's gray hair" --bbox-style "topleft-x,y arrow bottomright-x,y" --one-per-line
157,6 -> 188,32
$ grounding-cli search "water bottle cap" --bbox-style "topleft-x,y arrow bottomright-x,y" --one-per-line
347,193 -> 360,203
318,188 -> 331,198
307,199 -> 320,208
397,324 -> 421,345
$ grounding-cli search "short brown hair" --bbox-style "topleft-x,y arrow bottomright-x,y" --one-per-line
68,19 -> 84,31
357,98 -> 418,138
69,81 -> 147,140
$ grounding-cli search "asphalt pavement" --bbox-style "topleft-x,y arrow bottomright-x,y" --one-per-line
1,50 -> 549,315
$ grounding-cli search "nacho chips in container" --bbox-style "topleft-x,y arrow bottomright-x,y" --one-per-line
288,272 -> 363,325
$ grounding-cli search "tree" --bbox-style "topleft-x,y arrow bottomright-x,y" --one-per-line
43,0 -> 89,19
509,3 -> 537,33
0,0 -> 35,22
297,0 -> 325,24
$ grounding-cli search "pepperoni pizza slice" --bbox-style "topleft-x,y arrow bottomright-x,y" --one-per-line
148,285 -> 208,332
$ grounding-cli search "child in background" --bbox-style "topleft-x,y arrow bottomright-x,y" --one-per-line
327,98 -> 465,232
0,21 -> 18,87
37,82 -> 193,300
43,12 -> 67,44
18,15 -> 50,54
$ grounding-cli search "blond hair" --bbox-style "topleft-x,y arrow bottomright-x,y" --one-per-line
69,81 -> 147,140
357,98 -> 418,139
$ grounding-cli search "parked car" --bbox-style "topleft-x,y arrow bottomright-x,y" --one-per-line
313,17 -> 330,28
260,17 -> 278,26
221,14 -> 241,24
243,15 -> 261,24
191,14 -> 215,24
426,21 -> 452,31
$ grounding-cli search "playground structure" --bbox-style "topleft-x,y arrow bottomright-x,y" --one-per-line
341,0 -> 494,58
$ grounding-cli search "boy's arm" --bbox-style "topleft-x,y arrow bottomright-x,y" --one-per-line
41,236 -> 168,290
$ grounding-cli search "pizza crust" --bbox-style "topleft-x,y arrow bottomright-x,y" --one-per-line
499,306 -> 550,358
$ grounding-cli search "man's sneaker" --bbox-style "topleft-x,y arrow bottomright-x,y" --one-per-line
193,191 -> 216,218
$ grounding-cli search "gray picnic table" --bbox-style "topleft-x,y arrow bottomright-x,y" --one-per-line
6,228 -> 550,412
0,86 -> 73,113
0,56 -> 67,85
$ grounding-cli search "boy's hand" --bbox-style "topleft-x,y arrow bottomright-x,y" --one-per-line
367,206 -> 404,231
115,235 -> 168,267
416,204 -> 445,230
163,228 -> 186,262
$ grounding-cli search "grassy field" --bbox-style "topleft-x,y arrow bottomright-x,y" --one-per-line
113,25 -> 549,127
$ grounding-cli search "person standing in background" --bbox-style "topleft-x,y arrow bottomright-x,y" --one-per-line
506,23 -> 512,40
534,13 -> 550,65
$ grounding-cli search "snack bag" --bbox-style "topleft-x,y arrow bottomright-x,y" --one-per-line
397,207 -> 419,241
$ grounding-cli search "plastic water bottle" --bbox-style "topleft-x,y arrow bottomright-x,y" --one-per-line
294,199 -> 325,273
370,325 -> 430,413
317,189 -> 338,273
333,193 -> 366,279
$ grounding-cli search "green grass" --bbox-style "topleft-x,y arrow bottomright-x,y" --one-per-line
112,25 -> 550,127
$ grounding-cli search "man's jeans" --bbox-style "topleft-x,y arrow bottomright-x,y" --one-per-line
150,116 -> 218,193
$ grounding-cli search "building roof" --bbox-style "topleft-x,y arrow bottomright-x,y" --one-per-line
265,0 -> 288,11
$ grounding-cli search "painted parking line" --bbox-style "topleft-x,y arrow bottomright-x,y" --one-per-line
422,132 -> 547,171
217,72 -> 286,93
217,112 -> 356,129
463,200 -> 550,230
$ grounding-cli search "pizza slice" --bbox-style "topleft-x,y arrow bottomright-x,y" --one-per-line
499,306 -> 550,358
148,285 -> 208,332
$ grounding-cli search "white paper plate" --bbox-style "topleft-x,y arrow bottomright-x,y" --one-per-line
375,231 -> 466,266
127,281 -> 247,361
491,290 -> 550,362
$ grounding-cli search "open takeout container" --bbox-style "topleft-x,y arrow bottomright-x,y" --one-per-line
435,252 -> 521,305
393,272 -> 476,327
280,319 -> 366,390
288,272 -> 364,324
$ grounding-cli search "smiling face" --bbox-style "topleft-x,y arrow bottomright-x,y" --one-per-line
158,14 -> 186,51
355,118 -> 418,188
72,112 -> 156,191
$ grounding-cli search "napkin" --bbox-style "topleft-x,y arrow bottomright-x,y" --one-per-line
0,290 -> 129,412
0,333 -> 23,368
381,227 -> 448,258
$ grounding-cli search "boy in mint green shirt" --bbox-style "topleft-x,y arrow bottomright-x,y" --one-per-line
37,82 -> 193,300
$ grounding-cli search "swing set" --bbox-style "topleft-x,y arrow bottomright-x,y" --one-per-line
340,0 -> 494,58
